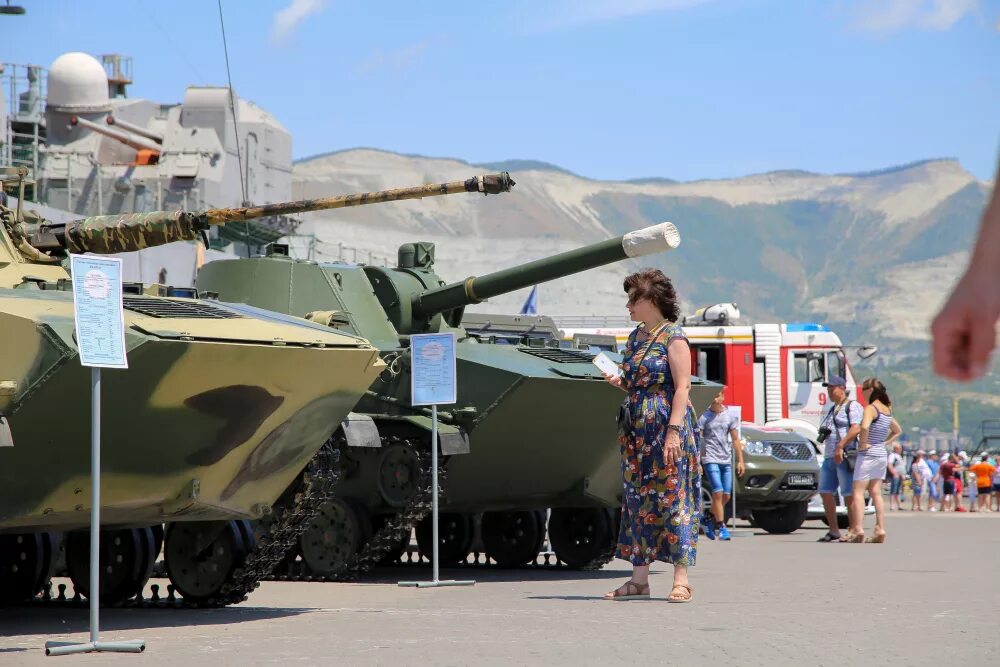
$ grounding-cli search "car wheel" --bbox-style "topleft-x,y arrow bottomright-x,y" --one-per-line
751,501 -> 809,535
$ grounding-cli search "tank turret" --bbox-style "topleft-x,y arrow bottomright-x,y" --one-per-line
353,222 -> 679,336
4,170 -> 513,258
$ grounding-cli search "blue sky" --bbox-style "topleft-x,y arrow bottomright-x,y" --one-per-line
4,0 -> 998,181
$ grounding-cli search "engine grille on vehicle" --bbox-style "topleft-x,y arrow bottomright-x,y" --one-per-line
122,296 -> 243,319
518,348 -> 596,363
767,441 -> 814,462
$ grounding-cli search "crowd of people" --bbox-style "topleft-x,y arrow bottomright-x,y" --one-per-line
898,450 -> 999,513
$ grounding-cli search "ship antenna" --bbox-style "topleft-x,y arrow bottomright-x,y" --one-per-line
217,0 -> 252,257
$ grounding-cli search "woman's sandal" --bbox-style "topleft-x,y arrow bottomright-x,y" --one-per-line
603,580 -> 650,601
838,532 -> 864,543
667,583 -> 693,603
865,532 -> 886,543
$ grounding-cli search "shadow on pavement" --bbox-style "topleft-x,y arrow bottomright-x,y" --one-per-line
0,605 -> 311,639
358,566 -> 628,585
527,595 -> 619,601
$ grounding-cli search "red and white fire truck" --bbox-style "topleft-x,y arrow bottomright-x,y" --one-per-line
557,303 -> 876,439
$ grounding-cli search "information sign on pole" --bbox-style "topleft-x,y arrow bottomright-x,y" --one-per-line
409,333 -> 457,406
45,255 -> 144,656
400,333 -> 473,589
70,256 -> 129,370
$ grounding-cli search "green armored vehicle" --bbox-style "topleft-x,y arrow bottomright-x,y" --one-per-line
198,210 -> 721,573
1,169 -> 523,605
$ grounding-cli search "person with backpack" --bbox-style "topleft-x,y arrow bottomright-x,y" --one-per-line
815,375 -> 863,542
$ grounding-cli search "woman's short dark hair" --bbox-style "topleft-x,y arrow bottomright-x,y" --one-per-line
862,377 -> 891,407
623,269 -> 680,322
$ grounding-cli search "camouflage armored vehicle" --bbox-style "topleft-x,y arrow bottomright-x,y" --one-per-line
198,214 -> 721,573
0,169 -> 508,606
701,423 -> 820,534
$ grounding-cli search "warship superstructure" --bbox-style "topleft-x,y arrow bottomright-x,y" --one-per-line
2,51 -> 295,283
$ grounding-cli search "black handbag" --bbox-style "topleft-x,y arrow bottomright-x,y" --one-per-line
615,324 -> 668,438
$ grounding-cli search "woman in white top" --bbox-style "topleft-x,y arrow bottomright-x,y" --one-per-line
846,378 -> 901,543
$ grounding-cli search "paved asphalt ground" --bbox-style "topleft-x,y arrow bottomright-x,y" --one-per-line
2,513 -> 997,666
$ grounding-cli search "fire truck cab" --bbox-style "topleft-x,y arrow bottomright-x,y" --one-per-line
686,321 -> 861,430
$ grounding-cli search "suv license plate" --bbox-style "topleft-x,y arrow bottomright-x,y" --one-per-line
788,474 -> 814,486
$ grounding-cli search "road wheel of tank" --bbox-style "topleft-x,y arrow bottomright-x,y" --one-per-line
751,501 -> 810,535
66,528 -> 154,605
164,521 -> 249,604
416,512 -> 474,566
481,510 -> 545,568
298,498 -> 372,577
377,442 -> 422,508
547,508 -> 615,569
0,533 -> 52,604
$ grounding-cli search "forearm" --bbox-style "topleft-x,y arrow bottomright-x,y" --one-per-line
837,426 -> 861,451
968,171 -> 1000,273
669,386 -> 689,426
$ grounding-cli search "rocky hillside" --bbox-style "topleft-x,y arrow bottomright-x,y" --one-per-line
292,149 -> 990,355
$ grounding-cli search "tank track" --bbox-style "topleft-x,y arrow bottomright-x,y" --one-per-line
272,439 -> 443,582
22,440 -> 342,609
207,441 -> 342,605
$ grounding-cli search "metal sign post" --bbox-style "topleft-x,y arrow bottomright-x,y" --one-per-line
399,333 -> 473,589
45,256 -> 144,656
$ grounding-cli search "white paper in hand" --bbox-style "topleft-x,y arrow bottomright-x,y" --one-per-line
592,351 -> 622,378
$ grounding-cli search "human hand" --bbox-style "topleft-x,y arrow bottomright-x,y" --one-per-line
602,371 -> 624,389
931,265 -> 1000,381
737,460 -> 745,478
664,430 -> 682,466
834,448 -> 844,465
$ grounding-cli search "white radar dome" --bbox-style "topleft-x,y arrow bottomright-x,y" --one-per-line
47,52 -> 109,111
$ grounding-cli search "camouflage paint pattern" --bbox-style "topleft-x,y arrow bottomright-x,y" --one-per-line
61,211 -> 202,254
0,288 -> 384,532
201,172 -> 514,224
15,172 -> 513,256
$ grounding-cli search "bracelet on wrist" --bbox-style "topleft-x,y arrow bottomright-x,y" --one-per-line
666,424 -> 683,434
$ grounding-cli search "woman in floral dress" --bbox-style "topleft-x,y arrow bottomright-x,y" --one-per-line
601,269 -> 700,603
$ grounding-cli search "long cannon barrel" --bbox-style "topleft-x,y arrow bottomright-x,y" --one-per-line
69,115 -> 161,153
25,173 -> 515,255
412,222 -> 681,319
106,115 -> 164,144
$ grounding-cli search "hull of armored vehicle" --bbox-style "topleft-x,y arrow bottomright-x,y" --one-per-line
0,289 -> 383,533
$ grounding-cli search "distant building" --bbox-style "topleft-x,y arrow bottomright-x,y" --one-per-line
916,429 -> 971,454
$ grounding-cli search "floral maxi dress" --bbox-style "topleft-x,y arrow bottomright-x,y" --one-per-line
617,323 -> 701,566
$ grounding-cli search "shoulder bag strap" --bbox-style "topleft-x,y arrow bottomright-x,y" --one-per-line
625,322 -> 669,391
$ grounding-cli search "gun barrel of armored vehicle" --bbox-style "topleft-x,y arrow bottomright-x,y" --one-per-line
106,115 -> 164,144
24,172 -> 515,256
412,222 -> 681,319
69,115 -> 161,153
